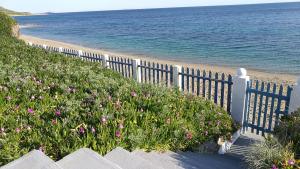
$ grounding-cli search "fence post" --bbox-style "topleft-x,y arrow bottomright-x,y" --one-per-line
78,50 -> 83,59
172,65 -> 182,90
231,68 -> 250,125
132,59 -> 141,83
59,47 -> 63,53
42,44 -> 47,49
289,77 -> 300,114
102,54 -> 110,68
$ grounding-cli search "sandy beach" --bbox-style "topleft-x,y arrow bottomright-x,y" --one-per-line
20,34 -> 297,84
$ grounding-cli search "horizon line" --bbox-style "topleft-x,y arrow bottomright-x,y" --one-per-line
32,1 -> 299,14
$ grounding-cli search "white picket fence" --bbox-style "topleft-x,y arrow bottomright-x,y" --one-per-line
29,42 -> 300,135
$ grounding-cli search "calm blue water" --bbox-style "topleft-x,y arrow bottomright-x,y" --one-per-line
15,2 -> 300,75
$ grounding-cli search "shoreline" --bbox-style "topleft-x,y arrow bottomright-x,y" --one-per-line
19,34 -> 297,84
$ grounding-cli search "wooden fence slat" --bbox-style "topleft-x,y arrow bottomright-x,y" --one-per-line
221,73 -> 225,107
214,73 -> 219,104
251,80 -> 259,133
256,82 -> 265,134
262,83 -> 271,136
196,69 -> 200,96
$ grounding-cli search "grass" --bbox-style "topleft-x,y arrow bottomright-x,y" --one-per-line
0,13 -> 237,166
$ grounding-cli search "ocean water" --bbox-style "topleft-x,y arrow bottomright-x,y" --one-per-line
15,2 -> 300,75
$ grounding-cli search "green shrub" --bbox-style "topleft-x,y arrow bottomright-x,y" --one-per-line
244,137 -> 299,169
274,109 -> 300,159
0,12 -> 16,37
0,13 -> 237,166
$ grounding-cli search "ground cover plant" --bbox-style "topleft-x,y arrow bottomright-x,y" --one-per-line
245,137 -> 299,169
274,109 -> 300,159
245,109 -> 300,169
0,13 -> 237,166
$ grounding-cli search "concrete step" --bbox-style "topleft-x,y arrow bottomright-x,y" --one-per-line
133,150 -> 198,169
56,148 -> 122,169
227,131 -> 264,159
0,150 -> 55,169
176,151 -> 246,169
105,147 -> 162,169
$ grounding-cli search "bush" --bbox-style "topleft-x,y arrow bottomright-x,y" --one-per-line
0,13 -> 237,166
0,12 -> 16,37
245,137 -> 299,169
274,109 -> 300,159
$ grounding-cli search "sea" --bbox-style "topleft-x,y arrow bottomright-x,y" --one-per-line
15,2 -> 300,75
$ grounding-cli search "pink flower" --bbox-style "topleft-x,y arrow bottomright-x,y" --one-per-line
0,128 -> 4,132
119,123 -> 124,129
217,120 -> 221,126
288,160 -> 295,166
101,116 -> 107,124
186,131 -> 193,140
55,110 -> 61,116
31,95 -> 35,100
272,165 -> 278,169
131,91 -> 137,97
52,119 -> 57,125
108,95 -> 112,101
28,108 -> 34,114
91,127 -> 96,133
205,131 -> 208,136
115,130 -> 121,138
79,127 -> 85,134
15,128 -> 21,133
5,96 -> 12,101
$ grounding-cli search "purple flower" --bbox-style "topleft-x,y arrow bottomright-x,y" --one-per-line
28,108 -> 34,114
288,160 -> 295,166
55,110 -> 61,116
108,95 -> 112,101
0,128 -> 4,133
204,131 -> 208,136
272,165 -> 278,169
115,130 -> 121,138
15,128 -> 21,133
131,91 -> 137,97
217,120 -> 221,126
79,127 -> 85,134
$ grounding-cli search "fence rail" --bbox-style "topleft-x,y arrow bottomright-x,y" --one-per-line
29,43 -> 300,136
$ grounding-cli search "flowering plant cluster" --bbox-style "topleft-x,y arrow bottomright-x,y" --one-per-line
0,14 -> 236,166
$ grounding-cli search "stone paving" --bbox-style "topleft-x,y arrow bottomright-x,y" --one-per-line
1,132 -> 263,169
